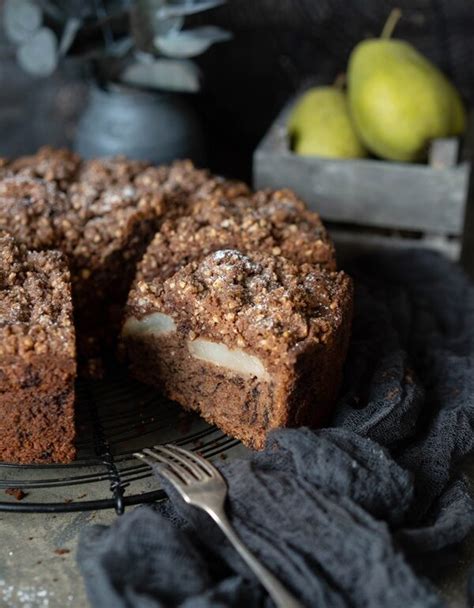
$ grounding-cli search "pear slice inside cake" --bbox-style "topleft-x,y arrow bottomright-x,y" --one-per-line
123,313 -> 269,378
187,339 -> 270,380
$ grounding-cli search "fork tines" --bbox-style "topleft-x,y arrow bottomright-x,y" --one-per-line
134,444 -> 217,485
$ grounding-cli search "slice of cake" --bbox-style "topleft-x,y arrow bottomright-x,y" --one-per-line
121,249 -> 353,448
134,188 -> 336,287
0,234 -> 76,463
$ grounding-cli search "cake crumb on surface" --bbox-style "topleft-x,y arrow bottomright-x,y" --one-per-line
5,488 -> 27,500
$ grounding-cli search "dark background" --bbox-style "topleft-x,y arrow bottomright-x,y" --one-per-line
1,0 -> 473,180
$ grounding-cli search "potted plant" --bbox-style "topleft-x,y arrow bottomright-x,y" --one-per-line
2,0 -> 231,164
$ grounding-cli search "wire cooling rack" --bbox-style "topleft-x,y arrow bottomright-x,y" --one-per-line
0,373 -> 242,514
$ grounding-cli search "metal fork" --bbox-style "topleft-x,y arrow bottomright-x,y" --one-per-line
134,444 -> 303,608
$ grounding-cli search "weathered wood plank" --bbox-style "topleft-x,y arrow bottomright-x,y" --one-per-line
428,138 -> 459,169
254,149 -> 467,234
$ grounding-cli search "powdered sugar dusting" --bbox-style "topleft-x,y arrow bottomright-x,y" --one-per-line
0,578 -> 71,608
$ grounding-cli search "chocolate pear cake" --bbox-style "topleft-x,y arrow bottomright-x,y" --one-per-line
0,146 -> 353,461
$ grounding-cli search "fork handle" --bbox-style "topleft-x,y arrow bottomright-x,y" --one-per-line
207,508 -> 304,608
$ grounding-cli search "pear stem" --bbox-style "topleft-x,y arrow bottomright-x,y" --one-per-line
333,73 -> 346,89
381,8 -> 402,39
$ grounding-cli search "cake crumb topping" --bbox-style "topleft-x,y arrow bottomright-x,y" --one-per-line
135,187 -> 336,285
0,176 -> 69,250
0,234 -> 75,358
7,146 -> 81,188
135,160 -> 250,218
129,249 -> 351,366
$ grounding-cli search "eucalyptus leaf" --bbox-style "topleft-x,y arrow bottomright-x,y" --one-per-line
131,0 -> 184,53
156,0 -> 225,20
134,50 -> 156,64
107,36 -> 134,57
17,27 -> 58,76
3,0 -> 42,44
58,17 -> 81,56
121,58 -> 201,92
154,15 -> 185,37
154,26 -> 231,58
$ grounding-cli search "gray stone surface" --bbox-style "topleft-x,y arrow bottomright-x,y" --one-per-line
0,510 -> 113,608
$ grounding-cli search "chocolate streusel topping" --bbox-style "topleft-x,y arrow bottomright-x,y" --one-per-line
73,156 -> 149,189
64,160 -> 165,261
190,189 -> 335,268
0,176 -> 69,250
0,234 -> 75,359
135,187 -> 335,284
0,154 -> 249,278
135,159 -> 250,218
8,146 -> 81,190
129,249 -> 351,366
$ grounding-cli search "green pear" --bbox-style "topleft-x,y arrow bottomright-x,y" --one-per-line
288,86 -> 367,159
348,39 -> 466,162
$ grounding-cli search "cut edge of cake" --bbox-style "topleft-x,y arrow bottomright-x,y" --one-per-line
0,233 -> 77,463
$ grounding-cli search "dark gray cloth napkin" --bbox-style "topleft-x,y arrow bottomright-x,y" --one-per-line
78,250 -> 474,607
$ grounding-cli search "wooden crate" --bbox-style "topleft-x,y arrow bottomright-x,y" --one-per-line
253,100 -> 472,265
